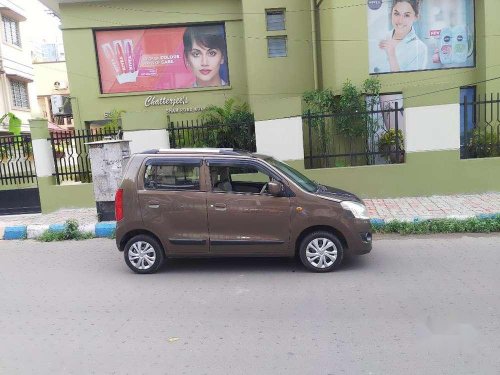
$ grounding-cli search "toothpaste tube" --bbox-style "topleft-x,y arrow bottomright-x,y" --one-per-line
101,43 -> 121,76
113,40 -> 127,75
123,39 -> 135,73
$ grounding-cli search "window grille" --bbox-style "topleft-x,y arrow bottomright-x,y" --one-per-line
267,36 -> 287,58
2,15 -> 21,47
266,9 -> 286,31
10,80 -> 29,109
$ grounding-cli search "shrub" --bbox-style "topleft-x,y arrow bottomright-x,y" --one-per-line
37,219 -> 94,242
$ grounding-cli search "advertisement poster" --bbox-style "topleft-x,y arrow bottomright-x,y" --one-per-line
95,24 -> 230,94
367,0 -> 475,74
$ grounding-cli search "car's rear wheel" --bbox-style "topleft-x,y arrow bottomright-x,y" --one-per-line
299,231 -> 343,272
124,235 -> 164,274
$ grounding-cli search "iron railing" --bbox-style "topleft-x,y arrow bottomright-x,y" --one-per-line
169,119 -> 256,152
303,102 -> 404,169
0,135 -> 37,185
461,94 -> 500,159
48,128 -> 120,184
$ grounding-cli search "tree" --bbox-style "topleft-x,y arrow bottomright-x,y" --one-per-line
0,112 -> 22,136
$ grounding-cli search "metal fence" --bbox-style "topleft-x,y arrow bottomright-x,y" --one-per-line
461,94 -> 500,159
49,128 -> 120,184
303,102 -> 404,169
169,119 -> 256,152
0,134 -> 37,185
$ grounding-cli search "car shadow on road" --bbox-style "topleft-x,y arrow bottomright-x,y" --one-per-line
155,255 -> 369,274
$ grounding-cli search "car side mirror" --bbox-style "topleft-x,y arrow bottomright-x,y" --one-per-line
268,181 -> 283,196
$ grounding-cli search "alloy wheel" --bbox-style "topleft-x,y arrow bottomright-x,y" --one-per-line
128,241 -> 157,270
305,238 -> 338,269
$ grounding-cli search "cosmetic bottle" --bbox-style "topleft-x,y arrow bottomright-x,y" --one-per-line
452,25 -> 469,64
439,27 -> 453,65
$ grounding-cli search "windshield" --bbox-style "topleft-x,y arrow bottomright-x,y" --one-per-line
265,157 -> 318,193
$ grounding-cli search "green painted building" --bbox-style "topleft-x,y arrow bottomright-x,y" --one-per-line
32,0 -> 499,212
39,0 -> 500,120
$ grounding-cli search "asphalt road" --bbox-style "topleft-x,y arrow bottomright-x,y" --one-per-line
1,234 -> 500,375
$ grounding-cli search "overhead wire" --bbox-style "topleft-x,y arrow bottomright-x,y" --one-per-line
36,3 -> 499,119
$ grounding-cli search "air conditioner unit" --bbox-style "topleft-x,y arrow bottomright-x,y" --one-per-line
51,95 -> 72,116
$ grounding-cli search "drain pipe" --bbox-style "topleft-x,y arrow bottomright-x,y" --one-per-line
310,0 -> 319,90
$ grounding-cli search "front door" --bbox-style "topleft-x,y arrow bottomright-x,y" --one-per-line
139,158 -> 209,255
206,159 -> 291,255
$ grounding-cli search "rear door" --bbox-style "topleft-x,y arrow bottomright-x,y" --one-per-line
138,157 -> 209,255
206,159 -> 291,255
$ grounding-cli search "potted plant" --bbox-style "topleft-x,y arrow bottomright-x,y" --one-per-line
378,129 -> 405,163
0,144 -> 9,163
54,144 -> 65,158
23,141 -> 34,161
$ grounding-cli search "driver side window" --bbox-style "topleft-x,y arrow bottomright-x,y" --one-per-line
209,163 -> 272,194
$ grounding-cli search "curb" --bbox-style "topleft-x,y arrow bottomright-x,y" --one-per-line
2,221 -> 117,240
2,214 -> 500,240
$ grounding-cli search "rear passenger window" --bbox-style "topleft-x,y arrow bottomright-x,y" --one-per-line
144,163 -> 200,191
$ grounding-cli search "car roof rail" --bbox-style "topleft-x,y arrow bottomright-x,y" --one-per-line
140,148 -> 256,156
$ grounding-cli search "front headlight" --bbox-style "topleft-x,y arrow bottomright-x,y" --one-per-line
340,201 -> 369,220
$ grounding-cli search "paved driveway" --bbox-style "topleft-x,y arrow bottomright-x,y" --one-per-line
1,234 -> 499,374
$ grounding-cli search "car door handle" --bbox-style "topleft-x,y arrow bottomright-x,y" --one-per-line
148,200 -> 160,209
212,203 -> 227,211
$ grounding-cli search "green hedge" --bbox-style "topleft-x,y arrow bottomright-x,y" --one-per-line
372,215 -> 500,235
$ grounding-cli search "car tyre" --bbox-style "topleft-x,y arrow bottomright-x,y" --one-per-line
124,234 -> 164,274
299,231 -> 343,273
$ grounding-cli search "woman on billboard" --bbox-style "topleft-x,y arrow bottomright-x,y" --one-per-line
378,0 -> 428,72
183,25 -> 229,88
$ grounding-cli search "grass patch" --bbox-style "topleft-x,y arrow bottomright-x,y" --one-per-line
37,219 -> 95,242
372,215 -> 500,235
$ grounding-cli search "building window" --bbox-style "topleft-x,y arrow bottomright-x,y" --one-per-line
2,15 -> 21,47
266,9 -> 286,31
10,80 -> 30,109
267,36 -> 287,58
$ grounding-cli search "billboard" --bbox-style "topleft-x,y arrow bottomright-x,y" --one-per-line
367,0 -> 475,74
95,24 -> 230,94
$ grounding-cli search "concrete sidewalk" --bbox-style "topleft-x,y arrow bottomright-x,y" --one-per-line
1,192 -> 500,239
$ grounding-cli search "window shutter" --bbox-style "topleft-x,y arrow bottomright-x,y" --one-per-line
266,10 -> 285,31
267,36 -> 287,58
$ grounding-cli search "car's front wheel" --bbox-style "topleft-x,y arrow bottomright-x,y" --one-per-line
124,235 -> 164,274
299,231 -> 343,272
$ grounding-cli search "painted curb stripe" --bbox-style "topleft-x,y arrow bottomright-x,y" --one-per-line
49,224 -> 66,232
95,222 -> 116,238
3,226 -> 27,240
2,214 -> 499,240
477,213 -> 500,219
27,225 -> 50,239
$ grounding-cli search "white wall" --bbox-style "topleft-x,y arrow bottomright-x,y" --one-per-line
255,116 -> 304,161
123,129 -> 170,154
405,104 -> 460,153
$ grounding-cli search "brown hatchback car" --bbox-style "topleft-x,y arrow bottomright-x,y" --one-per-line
115,149 -> 372,273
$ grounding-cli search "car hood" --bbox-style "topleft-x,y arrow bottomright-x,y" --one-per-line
315,185 -> 363,203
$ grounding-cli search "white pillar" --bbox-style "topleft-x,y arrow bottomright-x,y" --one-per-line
32,138 -> 56,177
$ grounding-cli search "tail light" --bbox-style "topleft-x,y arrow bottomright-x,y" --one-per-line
115,188 -> 124,221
